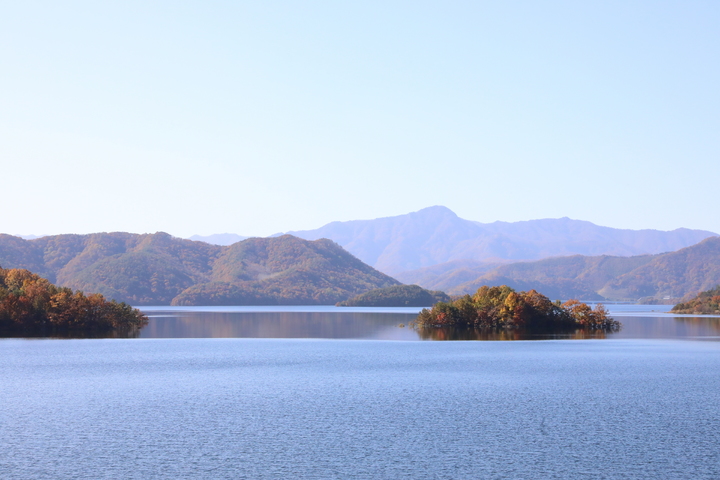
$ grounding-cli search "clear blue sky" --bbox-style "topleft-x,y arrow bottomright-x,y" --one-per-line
2,1 -> 719,237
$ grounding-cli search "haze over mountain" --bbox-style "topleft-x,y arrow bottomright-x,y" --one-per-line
0,233 -> 397,305
449,236 -> 720,302
188,233 -> 249,246
282,206 -> 717,276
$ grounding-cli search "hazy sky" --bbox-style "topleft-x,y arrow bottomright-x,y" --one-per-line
2,1 -> 719,237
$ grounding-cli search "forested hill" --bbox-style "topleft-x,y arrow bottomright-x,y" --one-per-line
337,285 -> 451,307
0,233 -> 399,305
450,236 -> 720,302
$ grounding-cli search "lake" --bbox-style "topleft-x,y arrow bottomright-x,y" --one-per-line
137,304 -> 720,341
2,305 -> 720,479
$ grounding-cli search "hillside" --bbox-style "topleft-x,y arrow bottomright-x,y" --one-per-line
0,233 -> 398,305
337,285 -> 450,307
451,237 -> 720,301
172,236 -> 400,305
283,206 -> 716,276
671,286 -> 720,314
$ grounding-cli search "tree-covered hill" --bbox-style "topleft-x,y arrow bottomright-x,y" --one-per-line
598,236 -> 720,300
450,236 -> 720,301
671,286 -> 720,314
337,284 -> 450,307
0,233 -> 398,305
173,236 -> 400,305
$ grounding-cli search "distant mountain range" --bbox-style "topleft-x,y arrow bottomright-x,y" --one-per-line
0,233 -> 398,305
5,207 -> 718,305
282,206 -> 717,276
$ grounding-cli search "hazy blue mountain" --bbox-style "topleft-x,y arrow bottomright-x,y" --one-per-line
450,236 -> 720,302
188,233 -> 249,245
284,206 -> 717,276
16,234 -> 48,240
394,259 -> 506,291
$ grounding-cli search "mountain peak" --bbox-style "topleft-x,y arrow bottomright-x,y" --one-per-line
402,206 -> 461,226
413,205 -> 458,218
283,208 -> 718,276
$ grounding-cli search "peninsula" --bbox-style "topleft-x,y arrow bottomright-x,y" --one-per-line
0,267 -> 148,334
671,286 -> 720,314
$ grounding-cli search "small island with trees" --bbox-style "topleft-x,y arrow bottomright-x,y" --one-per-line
0,267 -> 148,336
414,285 -> 620,332
337,284 -> 450,307
671,286 -> 720,314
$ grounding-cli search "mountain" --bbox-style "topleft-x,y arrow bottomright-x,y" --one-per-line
283,206 -> 717,276
451,236 -> 720,301
0,233 -> 398,305
598,236 -> 720,300
187,233 -> 249,245
172,236 -> 399,305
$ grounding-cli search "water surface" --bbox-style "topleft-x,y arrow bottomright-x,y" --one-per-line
137,304 -> 720,341
3,305 -> 720,479
1,338 -> 718,479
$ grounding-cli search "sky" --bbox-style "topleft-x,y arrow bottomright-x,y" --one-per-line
1,1 -> 719,238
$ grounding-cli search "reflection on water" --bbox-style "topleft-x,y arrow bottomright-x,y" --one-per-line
141,310 -> 420,340
136,307 -> 720,341
674,316 -> 720,329
414,327 -> 611,341
0,326 -> 143,340
612,315 -> 720,340
2,306 -> 720,341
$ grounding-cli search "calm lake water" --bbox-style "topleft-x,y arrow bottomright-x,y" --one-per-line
135,304 -> 720,341
2,306 -> 720,479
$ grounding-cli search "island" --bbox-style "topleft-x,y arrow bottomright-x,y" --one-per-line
414,285 -> 620,332
0,267 -> 148,335
337,284 -> 450,307
671,286 -> 720,314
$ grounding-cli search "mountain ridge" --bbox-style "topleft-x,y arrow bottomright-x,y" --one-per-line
282,206 -> 717,275
0,233 -> 398,305
447,236 -> 720,301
